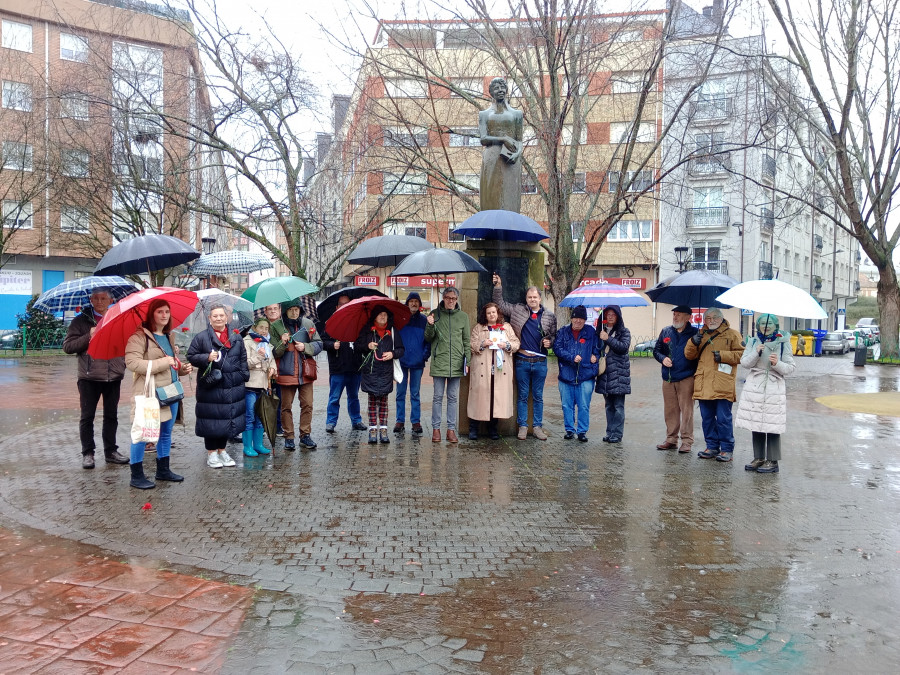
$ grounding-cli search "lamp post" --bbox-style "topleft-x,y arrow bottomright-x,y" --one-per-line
674,246 -> 690,273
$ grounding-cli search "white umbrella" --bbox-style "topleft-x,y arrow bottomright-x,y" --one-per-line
715,279 -> 827,319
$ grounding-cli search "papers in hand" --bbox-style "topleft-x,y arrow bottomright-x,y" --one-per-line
488,329 -> 505,349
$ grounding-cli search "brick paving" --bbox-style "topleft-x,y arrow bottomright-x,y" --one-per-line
0,353 -> 898,672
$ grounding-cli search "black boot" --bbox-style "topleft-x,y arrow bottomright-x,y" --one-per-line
488,420 -> 500,440
130,463 -> 155,489
155,456 -> 183,482
468,420 -> 479,440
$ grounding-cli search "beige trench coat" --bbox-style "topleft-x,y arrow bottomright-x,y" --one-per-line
466,322 -> 519,421
125,328 -> 190,423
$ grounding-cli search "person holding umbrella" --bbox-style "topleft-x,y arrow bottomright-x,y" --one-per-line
425,287 -> 470,443
652,305 -> 699,454
356,305 -> 405,444
594,306 -> 632,444
395,292 -> 430,435
553,306 -> 600,442
242,317 -> 277,457
263,303 -> 285,436
735,314 -> 796,473
684,307 -> 744,462
187,305 -> 249,468
63,288 -> 129,469
273,300 -> 322,450
124,299 -> 193,488
319,294 -> 368,434
467,302 -> 519,440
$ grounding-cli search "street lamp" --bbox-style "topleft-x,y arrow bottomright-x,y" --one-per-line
674,246 -> 690,273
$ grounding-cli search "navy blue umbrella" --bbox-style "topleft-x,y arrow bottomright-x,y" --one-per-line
453,210 -> 549,242
317,286 -> 388,323
94,234 -> 201,276
646,269 -> 738,309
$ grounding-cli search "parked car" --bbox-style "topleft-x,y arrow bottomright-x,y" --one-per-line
856,318 -> 876,328
633,339 -> 655,353
840,330 -> 857,349
821,332 -> 849,354
0,330 -> 22,349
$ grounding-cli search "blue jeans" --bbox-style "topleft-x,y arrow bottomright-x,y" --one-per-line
245,390 -> 263,431
515,357 -> 548,427
603,394 -> 626,440
698,399 -> 734,452
326,373 -> 362,427
395,366 -> 424,424
131,401 -> 177,463
431,376 -> 460,430
559,380 -> 594,434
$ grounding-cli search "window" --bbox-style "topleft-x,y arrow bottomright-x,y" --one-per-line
607,220 -> 652,241
73,270 -> 92,279
384,126 -> 428,147
610,121 -> 656,144
692,241 -> 721,264
449,78 -> 483,97
611,71 -> 645,94
695,131 -> 725,154
608,170 -> 653,193
2,141 -> 33,171
611,29 -> 644,42
61,206 -> 90,233
522,174 -> 538,194
2,200 -> 33,229
114,152 -> 162,183
448,223 -> 466,242
572,172 -> 586,193
561,124 -> 587,145
62,149 -> 89,177
2,20 -> 32,52
112,42 -> 163,111
383,172 -> 427,194
693,186 -> 724,209
60,92 -> 89,120
454,173 -> 479,194
60,33 -> 88,62
2,81 -> 32,111
385,221 -> 427,238
384,78 -> 427,98
571,220 -> 586,242
449,127 -> 479,147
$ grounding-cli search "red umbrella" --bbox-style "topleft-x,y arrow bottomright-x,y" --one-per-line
324,296 -> 411,342
88,287 -> 199,359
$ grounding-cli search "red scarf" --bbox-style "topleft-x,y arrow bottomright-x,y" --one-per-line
490,324 -> 504,331
373,325 -> 389,340
216,329 -> 231,349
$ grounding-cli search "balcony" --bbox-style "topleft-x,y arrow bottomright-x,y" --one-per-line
814,275 -> 823,292
760,207 -> 775,233
689,259 -> 729,275
856,249 -> 862,262
689,154 -> 731,176
758,261 -> 774,280
762,154 -> 776,182
686,206 -> 729,231
854,281 -> 861,293
814,234 -> 824,252
690,97 -> 733,124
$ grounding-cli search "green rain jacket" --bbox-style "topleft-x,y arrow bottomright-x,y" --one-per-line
424,301 -> 471,378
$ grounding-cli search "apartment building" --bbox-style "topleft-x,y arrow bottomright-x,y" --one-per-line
660,33 -> 859,333
0,0 -> 227,327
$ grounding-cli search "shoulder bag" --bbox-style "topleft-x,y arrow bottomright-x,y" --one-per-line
131,361 -> 161,444
145,336 -> 184,405
392,329 -> 404,383
596,346 -> 607,375
301,354 -> 318,382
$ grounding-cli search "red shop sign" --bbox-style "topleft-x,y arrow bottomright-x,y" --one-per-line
354,275 -> 379,286
389,275 -> 457,287
579,277 -> 646,290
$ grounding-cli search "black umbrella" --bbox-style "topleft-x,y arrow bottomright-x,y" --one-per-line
646,269 -> 738,309
94,234 -> 201,276
347,234 -> 434,268
390,248 -> 488,276
316,286 -> 388,323
453,210 -> 549,242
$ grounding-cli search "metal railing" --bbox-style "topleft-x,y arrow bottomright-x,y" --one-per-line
689,259 -> 729,275
0,327 -> 67,356
686,206 -> 729,229
762,154 -> 776,180
689,154 -> 731,175
690,97 -> 733,122
760,207 -> 775,233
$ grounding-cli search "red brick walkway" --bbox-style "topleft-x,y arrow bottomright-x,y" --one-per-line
0,527 -> 253,673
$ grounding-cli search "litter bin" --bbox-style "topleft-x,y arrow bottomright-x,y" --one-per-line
812,329 -> 827,356
854,338 -> 867,366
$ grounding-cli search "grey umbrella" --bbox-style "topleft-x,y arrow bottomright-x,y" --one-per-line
347,235 -> 434,268
390,248 -> 488,276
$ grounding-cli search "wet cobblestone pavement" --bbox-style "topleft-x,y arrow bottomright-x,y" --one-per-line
0,353 -> 898,672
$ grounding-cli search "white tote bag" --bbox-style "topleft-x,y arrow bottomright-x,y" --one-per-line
131,360 -> 161,444
391,330 -> 404,383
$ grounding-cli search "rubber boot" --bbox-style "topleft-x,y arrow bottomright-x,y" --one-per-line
253,426 -> 270,454
155,456 -> 183,482
243,431 -> 258,457
130,462 -> 155,489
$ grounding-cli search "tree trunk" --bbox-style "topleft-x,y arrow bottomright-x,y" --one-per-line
876,264 -> 900,360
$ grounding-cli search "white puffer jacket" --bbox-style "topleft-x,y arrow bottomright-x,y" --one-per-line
735,333 -> 796,434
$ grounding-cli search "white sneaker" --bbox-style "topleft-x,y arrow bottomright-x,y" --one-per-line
207,453 -> 223,468
218,450 -> 236,467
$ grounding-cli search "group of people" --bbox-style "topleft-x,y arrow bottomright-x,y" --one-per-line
66,279 -> 795,490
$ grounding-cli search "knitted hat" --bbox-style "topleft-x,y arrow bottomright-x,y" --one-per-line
672,305 -> 692,314
571,306 -> 588,320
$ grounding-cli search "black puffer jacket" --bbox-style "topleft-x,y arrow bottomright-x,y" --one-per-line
318,320 -> 361,376
594,305 -> 632,396
355,321 -> 405,397
187,326 -> 249,439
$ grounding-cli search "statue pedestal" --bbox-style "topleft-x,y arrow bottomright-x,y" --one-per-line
457,240 -> 546,437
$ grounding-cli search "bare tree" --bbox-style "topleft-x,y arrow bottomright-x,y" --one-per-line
766,0 -> 900,359
337,0 -> 737,303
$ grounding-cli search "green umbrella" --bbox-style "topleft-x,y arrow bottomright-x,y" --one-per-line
241,276 -> 318,309
255,386 -> 281,448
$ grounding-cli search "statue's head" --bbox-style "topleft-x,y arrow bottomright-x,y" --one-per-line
489,77 -> 508,102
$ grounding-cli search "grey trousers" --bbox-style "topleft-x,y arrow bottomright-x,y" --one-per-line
751,431 -> 782,461
431,376 -> 460,431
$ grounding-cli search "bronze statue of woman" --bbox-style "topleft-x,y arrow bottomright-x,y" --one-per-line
479,77 -> 524,213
